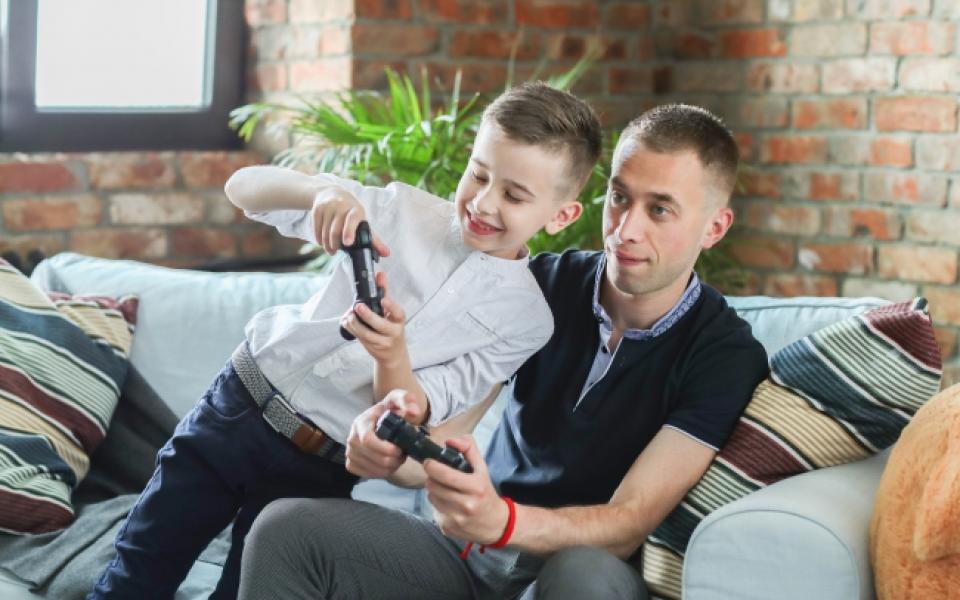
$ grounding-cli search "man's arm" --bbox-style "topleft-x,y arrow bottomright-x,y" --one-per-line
426,427 -> 715,559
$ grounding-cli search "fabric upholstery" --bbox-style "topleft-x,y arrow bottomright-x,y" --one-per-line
0,259 -> 137,534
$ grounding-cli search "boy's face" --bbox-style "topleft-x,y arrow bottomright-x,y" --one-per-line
454,121 -> 580,260
602,138 -> 733,297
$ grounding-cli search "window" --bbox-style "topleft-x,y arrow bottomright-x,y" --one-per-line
0,0 -> 246,151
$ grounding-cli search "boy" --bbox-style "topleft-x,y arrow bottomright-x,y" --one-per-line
89,82 -> 602,599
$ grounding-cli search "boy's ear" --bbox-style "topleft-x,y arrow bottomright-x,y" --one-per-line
544,201 -> 583,235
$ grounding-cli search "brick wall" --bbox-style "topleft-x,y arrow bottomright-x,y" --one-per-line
3,0 -> 959,378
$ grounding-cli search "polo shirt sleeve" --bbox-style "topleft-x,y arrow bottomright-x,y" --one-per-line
664,329 -> 769,451
416,302 -> 554,427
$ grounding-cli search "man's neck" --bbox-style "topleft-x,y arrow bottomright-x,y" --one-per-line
600,270 -> 692,334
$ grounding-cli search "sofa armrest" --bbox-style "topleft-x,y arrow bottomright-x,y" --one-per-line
682,450 -> 889,600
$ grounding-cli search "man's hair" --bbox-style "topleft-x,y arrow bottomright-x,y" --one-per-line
621,104 -> 739,203
482,81 -> 602,193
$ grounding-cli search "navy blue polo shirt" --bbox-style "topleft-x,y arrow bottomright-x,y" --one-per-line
485,250 -> 769,508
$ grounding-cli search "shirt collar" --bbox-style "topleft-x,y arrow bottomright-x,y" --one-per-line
591,254 -> 702,341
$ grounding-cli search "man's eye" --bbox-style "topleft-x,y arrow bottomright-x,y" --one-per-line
652,205 -> 671,217
608,190 -> 626,205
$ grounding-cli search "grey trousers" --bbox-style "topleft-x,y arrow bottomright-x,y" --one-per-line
238,498 -> 648,600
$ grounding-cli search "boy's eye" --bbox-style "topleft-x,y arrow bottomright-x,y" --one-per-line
505,192 -> 523,204
471,171 -> 488,183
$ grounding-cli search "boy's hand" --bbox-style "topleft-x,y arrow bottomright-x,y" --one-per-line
424,436 -> 510,545
312,186 -> 390,256
340,272 -> 407,367
346,390 -> 423,479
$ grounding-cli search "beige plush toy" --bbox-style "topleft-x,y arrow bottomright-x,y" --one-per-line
871,383 -> 960,599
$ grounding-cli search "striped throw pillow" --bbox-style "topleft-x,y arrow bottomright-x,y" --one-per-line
641,299 -> 942,599
0,259 -> 137,534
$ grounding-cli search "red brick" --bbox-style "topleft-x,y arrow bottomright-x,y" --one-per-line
790,24 -> 866,56
0,234 -> 65,258
289,58 -> 351,92
240,228 -> 275,256
761,136 -> 828,164
355,0 -> 413,19
250,64 -> 287,93
727,235 -> 796,268
864,172 -> 948,205
917,136 -> 960,171
317,26 -> 351,56
515,1 -> 599,27
109,193 -> 205,225
245,0 -> 286,26
655,1 -> 693,26
924,286 -> 960,326
449,30 -> 540,60
870,21 -> 955,56
747,63 -> 819,93
879,245 -> 957,284
747,204 -> 821,235
870,138 -> 913,168
352,24 -> 438,56
735,133 -> 755,162
824,207 -> 902,240
608,67 -> 655,95
934,327 -> 958,360
87,154 -> 176,190
731,98 -> 790,128
418,0 -> 508,24
764,274 -> 838,297
738,171 -> 781,198
719,28 -> 786,58
799,242 -> 874,274
70,229 -> 167,259
423,62 -> 508,93
2,195 -> 102,231
352,59 -> 410,89
792,98 -> 867,129
667,32 -> 717,59
900,58 -> 960,92
906,210 -> 960,245
0,162 -> 79,194
672,63 -> 745,93
875,96 -> 957,132
700,0 -> 764,24
847,0 -> 931,18
180,152 -> 263,189
171,227 -> 238,258
822,58 -> 896,93
638,34 -> 656,60
810,172 -> 859,200
603,3 -> 651,29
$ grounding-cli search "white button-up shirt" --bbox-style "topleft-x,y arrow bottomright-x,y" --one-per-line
242,174 -> 553,443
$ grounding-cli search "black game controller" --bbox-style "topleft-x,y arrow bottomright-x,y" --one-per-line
375,411 -> 473,473
340,220 -> 384,341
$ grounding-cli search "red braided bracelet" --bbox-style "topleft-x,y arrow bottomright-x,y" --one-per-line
459,496 -> 516,560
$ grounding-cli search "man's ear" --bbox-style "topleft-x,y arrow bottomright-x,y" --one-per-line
701,205 -> 734,250
544,201 -> 583,235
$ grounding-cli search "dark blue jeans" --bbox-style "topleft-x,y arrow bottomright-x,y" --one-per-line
88,361 -> 358,599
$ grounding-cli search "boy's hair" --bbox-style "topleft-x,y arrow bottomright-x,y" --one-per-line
621,104 -> 739,204
482,81 -> 602,194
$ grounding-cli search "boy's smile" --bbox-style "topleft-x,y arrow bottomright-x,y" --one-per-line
454,121 -> 581,260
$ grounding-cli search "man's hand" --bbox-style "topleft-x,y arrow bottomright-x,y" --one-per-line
340,272 -> 407,367
424,436 -> 510,545
311,186 -> 389,256
345,390 -> 424,479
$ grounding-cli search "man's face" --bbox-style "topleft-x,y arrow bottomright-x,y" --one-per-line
602,138 -> 731,297
454,121 -> 577,260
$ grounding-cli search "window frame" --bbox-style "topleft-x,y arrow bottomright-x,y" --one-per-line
0,0 -> 246,152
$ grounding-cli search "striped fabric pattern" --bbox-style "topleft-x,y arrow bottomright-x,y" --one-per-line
640,299 -> 942,599
0,260 -> 137,534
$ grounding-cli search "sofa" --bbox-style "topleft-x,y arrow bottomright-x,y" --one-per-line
0,252 -> 894,599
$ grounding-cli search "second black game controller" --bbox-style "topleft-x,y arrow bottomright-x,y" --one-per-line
375,411 -> 473,473
340,220 -> 384,341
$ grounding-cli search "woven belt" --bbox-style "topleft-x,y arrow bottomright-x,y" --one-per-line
231,343 -> 346,464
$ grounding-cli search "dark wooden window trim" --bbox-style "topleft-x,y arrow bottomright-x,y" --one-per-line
0,0 -> 246,152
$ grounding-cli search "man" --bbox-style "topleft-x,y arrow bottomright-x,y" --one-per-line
236,104 -> 769,600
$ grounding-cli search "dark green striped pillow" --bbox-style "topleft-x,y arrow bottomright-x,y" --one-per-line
0,259 -> 137,534
641,299 -> 942,599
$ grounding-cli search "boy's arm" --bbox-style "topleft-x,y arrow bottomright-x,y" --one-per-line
225,165 -> 329,212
